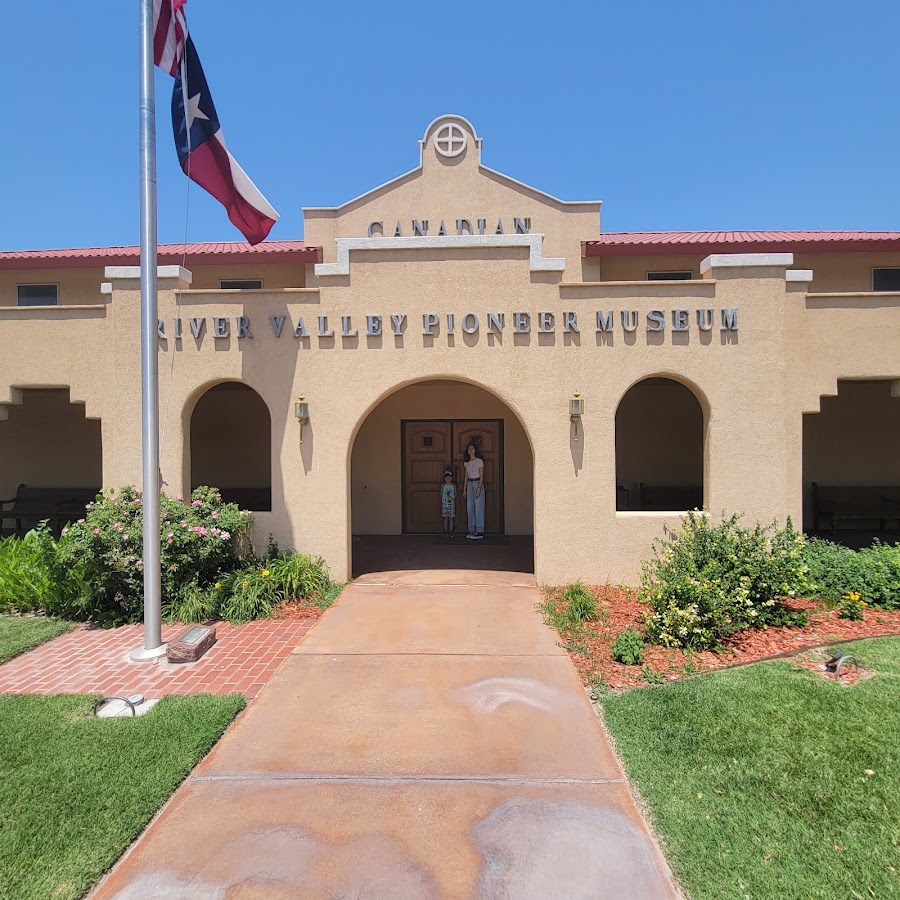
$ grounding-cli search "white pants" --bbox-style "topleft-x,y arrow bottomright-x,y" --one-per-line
466,481 -> 485,534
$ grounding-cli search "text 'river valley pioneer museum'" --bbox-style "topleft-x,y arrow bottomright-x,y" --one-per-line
1,115 -> 899,583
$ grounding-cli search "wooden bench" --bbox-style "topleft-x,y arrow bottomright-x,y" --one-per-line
639,484 -> 703,512
812,483 -> 900,531
0,484 -> 99,538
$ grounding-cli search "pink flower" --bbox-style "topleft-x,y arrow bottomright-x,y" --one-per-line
181,521 -> 188,527
192,500 -> 202,507
61,527 -> 68,536
86,502 -> 94,509
76,518 -> 85,524
92,527 -> 100,535
123,534 -> 130,541
211,511 -> 218,519
167,537 -> 173,544
113,522 -> 121,529
220,531 -> 230,540
167,531 -> 174,538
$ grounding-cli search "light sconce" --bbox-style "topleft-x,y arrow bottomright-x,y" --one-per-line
294,395 -> 309,445
570,392 -> 584,441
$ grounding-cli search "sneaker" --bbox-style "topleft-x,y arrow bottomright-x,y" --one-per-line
473,533 -> 484,540
466,533 -> 476,540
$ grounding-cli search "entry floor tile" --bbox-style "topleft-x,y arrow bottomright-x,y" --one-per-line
94,778 -> 677,900
297,583 -> 563,656
201,652 -> 622,780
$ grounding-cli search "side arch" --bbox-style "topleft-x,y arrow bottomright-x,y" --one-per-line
186,380 -> 272,511
615,375 -> 706,512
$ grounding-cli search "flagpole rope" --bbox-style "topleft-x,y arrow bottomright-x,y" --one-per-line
159,55 -> 193,483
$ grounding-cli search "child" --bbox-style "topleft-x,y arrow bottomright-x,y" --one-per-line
440,469 -> 456,538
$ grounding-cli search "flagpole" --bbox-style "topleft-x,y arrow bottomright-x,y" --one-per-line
132,0 -> 166,660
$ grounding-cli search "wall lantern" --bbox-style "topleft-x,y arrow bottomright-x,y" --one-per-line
570,392 -> 584,441
295,395 -> 309,445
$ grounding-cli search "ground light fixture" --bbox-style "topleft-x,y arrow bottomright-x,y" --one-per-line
295,395 -> 309,445
570,392 -> 584,440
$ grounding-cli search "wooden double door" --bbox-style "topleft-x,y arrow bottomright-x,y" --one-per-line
402,419 -> 503,534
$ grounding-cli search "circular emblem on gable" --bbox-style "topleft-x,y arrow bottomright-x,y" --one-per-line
434,122 -> 467,158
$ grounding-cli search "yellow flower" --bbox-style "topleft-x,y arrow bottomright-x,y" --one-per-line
262,569 -> 270,577
215,582 -> 221,590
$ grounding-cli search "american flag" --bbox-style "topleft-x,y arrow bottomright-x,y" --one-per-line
153,0 -> 188,76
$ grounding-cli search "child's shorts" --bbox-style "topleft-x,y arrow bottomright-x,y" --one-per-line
442,501 -> 456,518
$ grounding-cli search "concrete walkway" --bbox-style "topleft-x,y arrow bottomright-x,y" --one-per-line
94,571 -> 678,899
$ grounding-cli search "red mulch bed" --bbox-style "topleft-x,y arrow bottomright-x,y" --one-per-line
273,600 -> 325,621
542,585 -> 900,690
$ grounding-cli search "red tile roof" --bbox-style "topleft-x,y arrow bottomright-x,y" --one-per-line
583,231 -> 900,256
0,240 -> 321,270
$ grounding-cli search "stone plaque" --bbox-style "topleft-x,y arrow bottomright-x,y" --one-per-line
167,625 -> 217,663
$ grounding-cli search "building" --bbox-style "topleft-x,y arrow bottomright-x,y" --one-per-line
1,115 -> 899,584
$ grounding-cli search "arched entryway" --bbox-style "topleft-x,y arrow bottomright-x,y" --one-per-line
349,379 -> 534,577
188,382 -> 272,511
615,376 -> 705,511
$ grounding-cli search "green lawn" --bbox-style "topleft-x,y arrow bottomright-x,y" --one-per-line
601,637 -> 900,900
0,614 -> 74,663
0,693 -> 244,899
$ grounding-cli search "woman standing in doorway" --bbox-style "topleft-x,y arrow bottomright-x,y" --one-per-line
463,443 -> 485,540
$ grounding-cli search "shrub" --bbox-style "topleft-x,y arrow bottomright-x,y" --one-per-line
60,486 -> 252,624
219,566 -> 277,624
804,538 -> 900,610
0,525 -> 91,617
562,581 -> 598,623
641,511 -> 813,650
838,591 -> 866,621
267,552 -> 331,603
611,628 -> 645,665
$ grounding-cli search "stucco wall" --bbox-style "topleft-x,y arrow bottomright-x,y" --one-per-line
351,381 -> 533,535
0,389 -> 102,498
596,251 -> 900,293
187,264 -> 306,291
0,267 -> 106,306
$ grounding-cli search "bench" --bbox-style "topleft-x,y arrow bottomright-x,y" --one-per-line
639,484 -> 703,512
812,483 -> 900,531
0,484 -> 100,538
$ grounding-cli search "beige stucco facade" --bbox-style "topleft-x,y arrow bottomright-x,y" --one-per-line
2,115 -> 899,583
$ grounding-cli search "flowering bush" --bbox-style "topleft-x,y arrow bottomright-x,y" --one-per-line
838,591 -> 866,621
640,512 -> 812,650
61,486 -> 252,624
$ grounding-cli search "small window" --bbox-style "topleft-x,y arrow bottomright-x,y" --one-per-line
17,284 -> 58,306
872,268 -> 900,291
646,271 -> 693,281
220,279 -> 263,290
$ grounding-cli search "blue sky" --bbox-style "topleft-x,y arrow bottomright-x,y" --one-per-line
2,0 -> 898,250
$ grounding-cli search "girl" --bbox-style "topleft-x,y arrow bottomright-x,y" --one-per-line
463,443 -> 484,539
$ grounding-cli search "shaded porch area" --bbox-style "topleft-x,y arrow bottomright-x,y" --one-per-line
350,535 -> 535,583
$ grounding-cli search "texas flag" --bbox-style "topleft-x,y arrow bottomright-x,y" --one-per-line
171,36 -> 278,244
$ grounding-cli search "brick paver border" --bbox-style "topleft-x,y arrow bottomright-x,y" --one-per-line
0,619 -> 313,699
